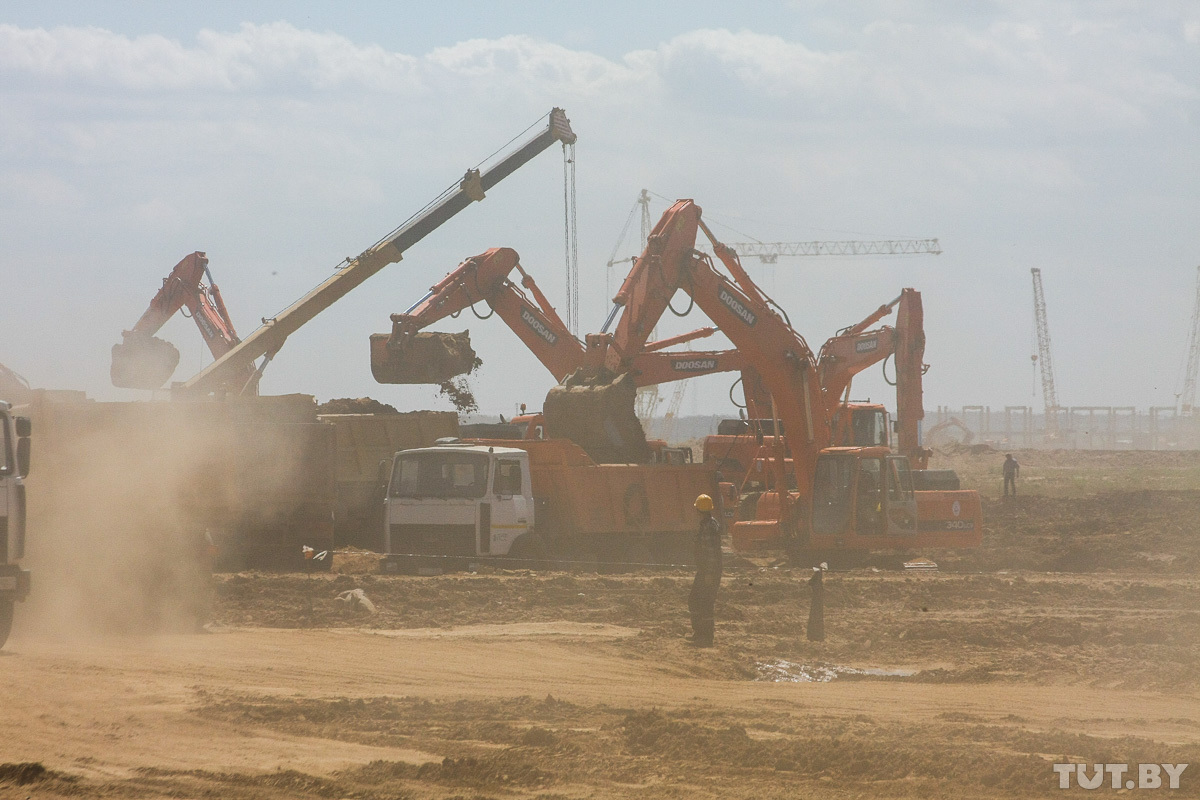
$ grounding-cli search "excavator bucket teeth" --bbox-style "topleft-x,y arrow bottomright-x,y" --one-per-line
370,331 -> 479,384
110,335 -> 181,390
543,369 -> 651,464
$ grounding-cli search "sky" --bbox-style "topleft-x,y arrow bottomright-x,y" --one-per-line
1,1 -> 1197,418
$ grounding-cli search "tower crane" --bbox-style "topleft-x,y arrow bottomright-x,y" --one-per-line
1176,266 -> 1200,415
1030,267 -> 1061,435
727,238 -> 942,263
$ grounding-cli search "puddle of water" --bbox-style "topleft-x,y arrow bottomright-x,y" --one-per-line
755,660 -> 917,683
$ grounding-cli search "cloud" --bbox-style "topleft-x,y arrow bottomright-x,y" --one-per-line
0,11 -> 1196,408
0,22 -> 420,91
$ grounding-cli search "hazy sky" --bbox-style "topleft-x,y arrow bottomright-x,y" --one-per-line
1,2 -> 1197,417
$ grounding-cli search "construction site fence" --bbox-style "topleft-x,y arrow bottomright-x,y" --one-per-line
931,405 -> 1200,451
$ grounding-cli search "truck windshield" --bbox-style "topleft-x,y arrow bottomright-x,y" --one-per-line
390,452 -> 490,499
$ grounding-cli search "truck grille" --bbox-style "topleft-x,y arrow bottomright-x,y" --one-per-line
388,524 -> 476,556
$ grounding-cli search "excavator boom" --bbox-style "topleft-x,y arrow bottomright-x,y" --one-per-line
111,252 -> 254,391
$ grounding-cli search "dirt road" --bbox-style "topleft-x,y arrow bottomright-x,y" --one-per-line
4,563 -> 1200,799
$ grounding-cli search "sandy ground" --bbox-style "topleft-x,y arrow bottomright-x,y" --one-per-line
3,449 -> 1200,798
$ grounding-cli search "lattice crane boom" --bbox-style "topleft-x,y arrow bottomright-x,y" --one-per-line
728,238 -> 942,263
1031,268 -> 1060,433
1179,266 -> 1200,414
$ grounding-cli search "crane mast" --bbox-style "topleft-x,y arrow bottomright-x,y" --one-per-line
1031,267 -> 1060,434
1179,266 -> 1200,415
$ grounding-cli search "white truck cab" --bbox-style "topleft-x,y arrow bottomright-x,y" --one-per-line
0,401 -> 31,649
383,441 -> 535,559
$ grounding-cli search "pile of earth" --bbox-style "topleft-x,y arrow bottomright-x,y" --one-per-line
316,397 -> 399,414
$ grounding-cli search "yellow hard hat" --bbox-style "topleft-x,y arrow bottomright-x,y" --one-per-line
694,494 -> 714,512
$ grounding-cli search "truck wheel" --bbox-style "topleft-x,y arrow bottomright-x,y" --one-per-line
508,533 -> 549,569
0,601 -> 13,650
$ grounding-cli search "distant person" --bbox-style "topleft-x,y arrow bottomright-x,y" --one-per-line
1003,453 -> 1020,497
688,494 -> 723,647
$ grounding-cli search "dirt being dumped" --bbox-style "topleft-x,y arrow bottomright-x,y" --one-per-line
437,376 -> 479,414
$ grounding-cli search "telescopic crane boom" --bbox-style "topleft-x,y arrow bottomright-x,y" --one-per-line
179,108 -> 576,395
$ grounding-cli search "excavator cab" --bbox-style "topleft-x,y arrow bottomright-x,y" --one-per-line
810,449 -> 917,540
111,331 -> 182,390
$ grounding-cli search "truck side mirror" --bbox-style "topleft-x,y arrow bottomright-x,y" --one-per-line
15,416 -> 31,438
17,436 -> 30,478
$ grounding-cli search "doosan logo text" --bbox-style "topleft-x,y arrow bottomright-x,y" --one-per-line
718,288 -> 757,326
672,358 -> 719,372
854,337 -> 879,353
520,307 -> 558,345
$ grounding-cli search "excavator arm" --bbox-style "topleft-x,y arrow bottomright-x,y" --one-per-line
371,247 -> 585,384
545,200 -> 830,484
111,252 -> 258,391
373,246 -> 749,389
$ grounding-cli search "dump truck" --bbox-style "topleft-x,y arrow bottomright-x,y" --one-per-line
0,401 -> 31,649
381,436 -> 716,571
318,410 -> 458,551
21,391 -> 336,580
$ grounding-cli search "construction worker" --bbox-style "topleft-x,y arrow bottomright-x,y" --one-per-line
688,494 -> 723,647
1002,453 -> 1020,497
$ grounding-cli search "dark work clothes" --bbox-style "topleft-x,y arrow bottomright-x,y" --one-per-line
1003,457 -> 1019,497
689,514 -> 722,646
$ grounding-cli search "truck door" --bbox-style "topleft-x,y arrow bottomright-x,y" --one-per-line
488,455 -> 531,555
883,456 -> 917,535
812,454 -> 854,536
854,457 -> 885,536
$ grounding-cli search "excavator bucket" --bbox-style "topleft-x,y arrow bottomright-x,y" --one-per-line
543,369 -> 651,464
370,331 -> 479,384
110,333 -> 181,390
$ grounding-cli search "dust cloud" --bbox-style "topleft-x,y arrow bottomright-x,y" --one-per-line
17,393 -> 323,639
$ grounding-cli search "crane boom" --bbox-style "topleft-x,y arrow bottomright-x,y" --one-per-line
180,108 -> 576,395
1031,267 -> 1060,433
1179,266 -> 1200,415
728,238 -> 941,263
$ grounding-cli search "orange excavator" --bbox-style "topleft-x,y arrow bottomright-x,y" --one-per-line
371,246 -> 746,463
111,252 -> 258,392
549,199 -> 980,560
372,199 -> 980,562
705,288 -> 931,485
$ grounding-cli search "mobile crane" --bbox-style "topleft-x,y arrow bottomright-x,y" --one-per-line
176,108 -> 576,396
